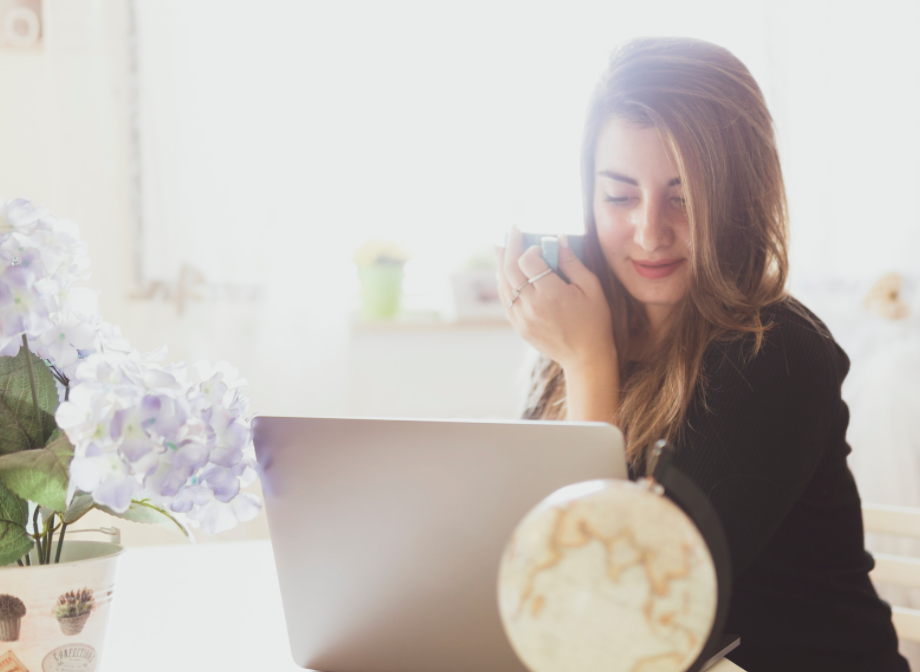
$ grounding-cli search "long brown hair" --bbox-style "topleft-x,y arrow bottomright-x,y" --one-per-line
523,37 -> 789,469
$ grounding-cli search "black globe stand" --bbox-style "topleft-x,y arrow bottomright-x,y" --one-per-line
648,440 -> 739,672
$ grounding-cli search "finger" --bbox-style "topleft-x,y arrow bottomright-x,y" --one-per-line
558,234 -> 599,292
503,227 -> 529,289
496,275 -> 514,319
493,245 -> 507,284
517,244 -> 549,277
493,246 -> 514,304
493,246 -> 524,318
517,245 -> 566,295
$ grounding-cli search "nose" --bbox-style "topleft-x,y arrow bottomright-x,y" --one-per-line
633,198 -> 674,252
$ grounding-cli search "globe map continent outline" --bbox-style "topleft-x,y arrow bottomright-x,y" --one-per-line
498,480 -> 718,672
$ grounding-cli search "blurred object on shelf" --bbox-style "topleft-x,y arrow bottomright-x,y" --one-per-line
354,240 -> 410,321
450,248 -> 504,322
130,263 -> 263,316
353,240 -> 411,267
0,0 -> 41,50
864,272 -> 909,321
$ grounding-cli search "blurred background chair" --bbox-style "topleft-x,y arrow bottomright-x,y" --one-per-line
864,503 -> 920,660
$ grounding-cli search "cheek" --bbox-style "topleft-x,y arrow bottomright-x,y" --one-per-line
594,207 -> 633,262
674,223 -> 692,255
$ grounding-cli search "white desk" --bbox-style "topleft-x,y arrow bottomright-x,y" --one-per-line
103,540 -> 745,671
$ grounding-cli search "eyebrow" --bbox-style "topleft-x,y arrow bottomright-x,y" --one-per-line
597,170 -> 681,187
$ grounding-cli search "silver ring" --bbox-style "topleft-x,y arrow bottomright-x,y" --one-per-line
507,270 -> 553,308
528,268 -> 554,284
507,279 -> 529,308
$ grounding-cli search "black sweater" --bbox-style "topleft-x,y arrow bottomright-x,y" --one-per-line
626,299 -> 909,672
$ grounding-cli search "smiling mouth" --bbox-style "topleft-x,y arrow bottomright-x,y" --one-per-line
631,258 -> 686,279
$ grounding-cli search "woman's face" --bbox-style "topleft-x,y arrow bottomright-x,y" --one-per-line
593,118 -> 692,317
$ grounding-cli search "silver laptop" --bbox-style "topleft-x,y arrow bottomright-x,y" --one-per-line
253,417 -> 627,672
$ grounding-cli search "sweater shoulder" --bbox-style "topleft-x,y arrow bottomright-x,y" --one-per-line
764,297 -> 835,349
703,297 -> 847,400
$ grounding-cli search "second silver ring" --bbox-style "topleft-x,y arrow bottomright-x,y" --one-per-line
527,268 -> 554,284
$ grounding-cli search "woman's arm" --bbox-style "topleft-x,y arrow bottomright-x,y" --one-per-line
563,354 -> 620,423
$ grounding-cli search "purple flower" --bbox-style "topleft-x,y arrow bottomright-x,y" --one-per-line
111,396 -> 163,462
201,465 -> 240,503
143,442 -> 210,498
0,197 -> 262,534
168,484 -> 212,513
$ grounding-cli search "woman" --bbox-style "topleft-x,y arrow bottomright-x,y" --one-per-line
495,38 -> 909,671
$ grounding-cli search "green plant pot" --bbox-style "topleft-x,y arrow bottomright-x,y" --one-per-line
358,264 -> 405,320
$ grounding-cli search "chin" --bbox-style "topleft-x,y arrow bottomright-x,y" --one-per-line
632,291 -> 685,307
617,273 -> 689,310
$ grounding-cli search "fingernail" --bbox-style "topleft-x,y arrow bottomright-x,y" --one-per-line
559,234 -> 570,249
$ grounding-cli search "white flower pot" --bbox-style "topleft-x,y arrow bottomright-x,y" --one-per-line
0,540 -> 124,672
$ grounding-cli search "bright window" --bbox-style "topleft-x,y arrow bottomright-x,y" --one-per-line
135,0 -> 920,315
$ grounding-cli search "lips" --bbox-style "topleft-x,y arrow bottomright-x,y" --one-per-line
631,258 -> 686,279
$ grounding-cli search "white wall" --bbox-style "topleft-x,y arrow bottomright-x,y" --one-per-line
2,0 -> 919,550
7,1 -> 918,424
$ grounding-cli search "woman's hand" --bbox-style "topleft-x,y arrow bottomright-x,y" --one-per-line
496,228 -> 615,370
495,228 -> 620,422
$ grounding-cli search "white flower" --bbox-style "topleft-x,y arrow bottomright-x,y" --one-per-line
0,266 -> 54,337
0,197 -> 45,235
69,450 -> 139,513
37,313 -> 97,370
55,382 -> 124,448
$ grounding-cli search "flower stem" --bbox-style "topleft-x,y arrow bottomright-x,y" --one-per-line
21,335 -> 40,416
44,514 -> 55,564
55,522 -> 67,564
24,551 -> 31,566
33,507 -> 43,564
48,365 -> 70,401
16,557 -> 23,567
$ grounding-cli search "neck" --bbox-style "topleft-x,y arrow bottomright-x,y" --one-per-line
644,303 -> 678,344
628,303 -> 679,362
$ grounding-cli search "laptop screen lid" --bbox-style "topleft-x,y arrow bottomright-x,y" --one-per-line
253,417 -> 626,672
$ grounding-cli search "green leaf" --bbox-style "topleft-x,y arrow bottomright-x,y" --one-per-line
99,500 -> 191,539
0,433 -> 74,512
0,477 -> 32,566
62,493 -> 96,524
0,347 -> 59,454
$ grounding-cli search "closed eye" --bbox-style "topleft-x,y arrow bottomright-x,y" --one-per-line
604,195 -> 630,205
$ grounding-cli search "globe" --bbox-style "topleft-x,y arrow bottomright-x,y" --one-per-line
498,479 -> 718,672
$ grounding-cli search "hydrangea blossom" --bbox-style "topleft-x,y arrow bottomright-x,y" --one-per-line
0,196 -> 261,536
55,351 -> 261,535
0,197 -> 92,363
